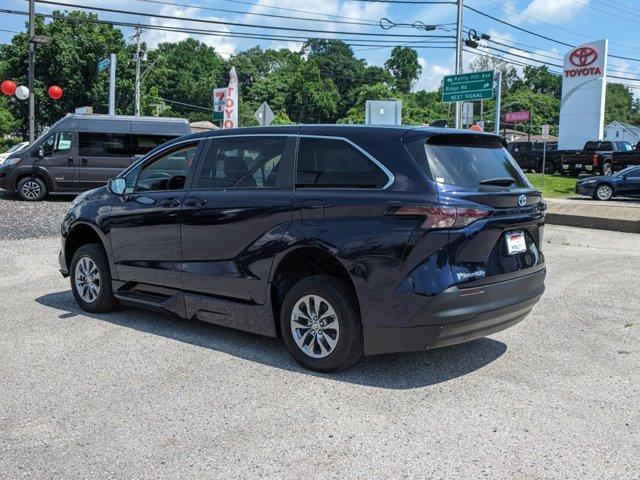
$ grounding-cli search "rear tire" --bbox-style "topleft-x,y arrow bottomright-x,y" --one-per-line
544,161 -> 555,174
593,184 -> 613,201
16,176 -> 47,201
280,275 -> 363,372
70,243 -> 118,313
603,162 -> 613,176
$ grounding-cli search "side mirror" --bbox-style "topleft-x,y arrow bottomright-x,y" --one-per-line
622,175 -> 628,180
36,146 -> 45,159
108,178 -> 126,195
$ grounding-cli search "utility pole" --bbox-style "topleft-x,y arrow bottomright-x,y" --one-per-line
134,25 -> 143,116
28,0 -> 35,143
494,70 -> 502,135
108,53 -> 116,115
454,0 -> 464,129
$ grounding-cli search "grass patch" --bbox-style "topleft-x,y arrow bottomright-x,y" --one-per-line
525,173 -> 580,198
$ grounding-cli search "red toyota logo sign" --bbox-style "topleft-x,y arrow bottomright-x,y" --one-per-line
569,47 -> 598,67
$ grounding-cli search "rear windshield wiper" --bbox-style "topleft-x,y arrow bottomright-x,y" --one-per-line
479,177 -> 516,186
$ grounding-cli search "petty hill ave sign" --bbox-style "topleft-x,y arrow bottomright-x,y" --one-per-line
442,70 -> 495,103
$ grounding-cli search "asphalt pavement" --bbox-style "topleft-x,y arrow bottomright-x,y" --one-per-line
0,225 -> 639,479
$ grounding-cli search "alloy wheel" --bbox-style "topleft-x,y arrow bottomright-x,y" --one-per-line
596,184 -> 612,201
290,294 -> 340,359
74,256 -> 101,303
21,180 -> 41,200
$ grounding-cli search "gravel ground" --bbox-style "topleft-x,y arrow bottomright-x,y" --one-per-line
0,190 -> 74,240
0,226 -> 639,479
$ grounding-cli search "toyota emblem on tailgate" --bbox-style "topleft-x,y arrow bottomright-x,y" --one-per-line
518,195 -> 527,207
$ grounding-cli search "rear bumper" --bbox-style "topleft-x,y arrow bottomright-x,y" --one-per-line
363,268 -> 545,355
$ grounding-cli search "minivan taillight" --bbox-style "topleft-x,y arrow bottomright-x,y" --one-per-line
389,205 -> 490,230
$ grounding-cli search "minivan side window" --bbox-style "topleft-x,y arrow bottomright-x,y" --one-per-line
197,136 -> 289,189
296,137 -> 389,188
42,131 -> 73,156
131,134 -> 176,156
79,132 -> 130,157
133,144 -> 199,192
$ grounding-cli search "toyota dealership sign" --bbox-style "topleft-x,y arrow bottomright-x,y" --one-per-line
558,39 -> 608,150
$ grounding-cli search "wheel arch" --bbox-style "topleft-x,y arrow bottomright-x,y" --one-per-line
14,167 -> 54,192
269,246 -> 359,338
64,222 -> 109,271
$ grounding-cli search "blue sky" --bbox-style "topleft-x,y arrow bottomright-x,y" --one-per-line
1,0 -> 639,93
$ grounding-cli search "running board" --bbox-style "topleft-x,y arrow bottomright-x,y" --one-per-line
114,291 -> 186,318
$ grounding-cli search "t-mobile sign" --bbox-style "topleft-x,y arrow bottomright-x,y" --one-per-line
504,110 -> 531,123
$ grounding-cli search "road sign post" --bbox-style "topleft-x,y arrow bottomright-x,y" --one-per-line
442,70 -> 494,103
541,124 -> 550,187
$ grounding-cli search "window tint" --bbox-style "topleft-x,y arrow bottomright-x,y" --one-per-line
79,132 -> 130,157
616,142 -> 633,151
412,136 -> 529,189
296,137 -> 388,188
42,131 -> 72,156
131,134 -> 176,156
197,136 -> 288,189
134,144 -> 198,192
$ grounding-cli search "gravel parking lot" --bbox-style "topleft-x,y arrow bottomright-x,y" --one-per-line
0,224 -> 639,479
0,191 -> 74,240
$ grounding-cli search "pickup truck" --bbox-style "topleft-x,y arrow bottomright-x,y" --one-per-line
611,142 -> 640,170
561,140 -> 634,176
507,141 -> 562,173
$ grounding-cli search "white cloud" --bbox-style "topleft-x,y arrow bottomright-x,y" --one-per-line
414,57 -> 451,91
517,0 -> 589,24
145,6 -> 236,57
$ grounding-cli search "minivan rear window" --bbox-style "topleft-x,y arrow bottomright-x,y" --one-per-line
410,135 -> 529,189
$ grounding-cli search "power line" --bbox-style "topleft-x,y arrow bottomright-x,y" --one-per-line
134,0 -> 378,28
32,0 -> 454,38
464,4 -> 640,63
2,8 -> 455,48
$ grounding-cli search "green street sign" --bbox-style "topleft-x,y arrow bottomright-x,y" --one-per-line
442,70 -> 494,103
98,58 -> 110,73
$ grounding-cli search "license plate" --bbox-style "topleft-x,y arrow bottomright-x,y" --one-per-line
575,163 -> 583,168
585,165 -> 593,171
506,231 -> 527,255
562,164 -> 569,170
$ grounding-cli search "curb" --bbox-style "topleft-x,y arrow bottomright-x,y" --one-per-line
545,198 -> 640,234
545,212 -> 640,234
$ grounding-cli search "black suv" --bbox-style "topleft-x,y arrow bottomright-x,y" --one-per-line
59,125 -> 546,372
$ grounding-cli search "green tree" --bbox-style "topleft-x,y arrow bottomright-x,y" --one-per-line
384,46 -> 422,93
143,38 -> 228,120
521,66 -> 561,97
1,11 -> 131,134
304,39 -> 366,117
288,60 -> 340,123
605,83 -> 634,125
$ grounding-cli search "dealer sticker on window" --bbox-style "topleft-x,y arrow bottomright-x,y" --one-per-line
506,231 -> 527,255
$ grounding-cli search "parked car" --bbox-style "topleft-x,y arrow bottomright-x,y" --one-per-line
610,141 -> 640,171
0,141 -> 29,163
59,125 -> 546,372
0,114 -> 190,201
507,141 -> 561,173
575,165 -> 640,200
561,140 -> 633,176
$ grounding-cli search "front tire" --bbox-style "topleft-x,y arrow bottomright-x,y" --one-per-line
70,243 -> 118,313
16,176 -> 47,201
280,275 -> 363,372
594,184 -> 613,201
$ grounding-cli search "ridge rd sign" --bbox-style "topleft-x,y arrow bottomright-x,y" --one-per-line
442,70 -> 494,103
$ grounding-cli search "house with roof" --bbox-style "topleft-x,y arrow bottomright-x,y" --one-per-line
604,121 -> 640,145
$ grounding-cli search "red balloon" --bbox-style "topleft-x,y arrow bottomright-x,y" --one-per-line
1,80 -> 17,96
48,85 -> 63,100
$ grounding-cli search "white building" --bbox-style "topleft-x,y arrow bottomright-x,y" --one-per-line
603,121 -> 640,145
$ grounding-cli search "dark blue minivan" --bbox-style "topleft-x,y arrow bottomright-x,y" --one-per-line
59,125 -> 546,372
